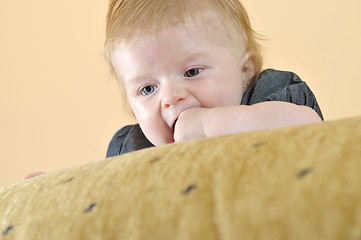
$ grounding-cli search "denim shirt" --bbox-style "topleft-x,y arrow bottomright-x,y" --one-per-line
106,69 -> 323,157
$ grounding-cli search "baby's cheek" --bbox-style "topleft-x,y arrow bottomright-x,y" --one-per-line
139,119 -> 171,146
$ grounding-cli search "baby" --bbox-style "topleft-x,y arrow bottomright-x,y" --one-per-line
26,0 -> 324,179
105,0 -> 323,156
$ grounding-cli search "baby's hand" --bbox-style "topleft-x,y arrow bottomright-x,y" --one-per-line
173,102 -> 322,143
173,107 -> 210,142
24,171 -> 46,180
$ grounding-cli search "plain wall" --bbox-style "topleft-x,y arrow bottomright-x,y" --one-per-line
1,0 -> 360,187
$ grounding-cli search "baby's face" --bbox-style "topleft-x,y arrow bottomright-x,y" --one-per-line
111,23 -> 246,146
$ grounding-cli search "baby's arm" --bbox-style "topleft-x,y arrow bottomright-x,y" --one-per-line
174,102 -> 321,142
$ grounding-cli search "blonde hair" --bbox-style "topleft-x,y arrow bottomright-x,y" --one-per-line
104,0 -> 263,115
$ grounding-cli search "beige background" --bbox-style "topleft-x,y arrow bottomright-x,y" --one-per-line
1,0 -> 360,187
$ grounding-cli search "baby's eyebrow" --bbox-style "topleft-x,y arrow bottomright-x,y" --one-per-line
176,51 -> 210,64
124,73 -> 153,86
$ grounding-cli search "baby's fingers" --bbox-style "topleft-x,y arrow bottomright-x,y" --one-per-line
24,171 -> 46,180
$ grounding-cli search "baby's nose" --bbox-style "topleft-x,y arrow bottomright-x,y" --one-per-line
161,84 -> 187,108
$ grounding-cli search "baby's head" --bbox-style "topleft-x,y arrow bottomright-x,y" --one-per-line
105,0 -> 263,146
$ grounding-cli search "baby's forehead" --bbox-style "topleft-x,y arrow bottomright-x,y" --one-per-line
111,22 -> 243,80
113,23 -> 225,56
121,20 -> 242,49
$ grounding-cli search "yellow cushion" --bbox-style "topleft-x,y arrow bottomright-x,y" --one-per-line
1,117 -> 361,239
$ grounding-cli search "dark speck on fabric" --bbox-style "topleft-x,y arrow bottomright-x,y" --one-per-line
2,225 -> 14,236
84,203 -> 97,213
252,142 -> 267,148
182,185 -> 198,195
296,168 -> 313,179
150,157 -> 162,164
66,177 -> 76,182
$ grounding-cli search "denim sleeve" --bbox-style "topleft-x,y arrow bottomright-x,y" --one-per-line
241,69 -> 324,120
106,124 -> 154,157
106,125 -> 132,158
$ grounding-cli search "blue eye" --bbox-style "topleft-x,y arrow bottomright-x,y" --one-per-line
141,85 -> 157,96
185,68 -> 203,77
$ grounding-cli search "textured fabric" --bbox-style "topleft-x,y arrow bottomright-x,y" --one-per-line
1,117 -> 361,239
106,69 -> 323,157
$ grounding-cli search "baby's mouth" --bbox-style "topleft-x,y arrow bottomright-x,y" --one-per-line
172,119 -> 178,133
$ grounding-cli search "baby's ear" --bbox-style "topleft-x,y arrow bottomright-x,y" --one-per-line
240,51 -> 257,83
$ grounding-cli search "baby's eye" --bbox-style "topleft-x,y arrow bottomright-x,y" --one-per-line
184,68 -> 203,78
140,85 -> 158,96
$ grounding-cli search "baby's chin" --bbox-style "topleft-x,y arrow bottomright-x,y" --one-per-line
147,131 -> 175,146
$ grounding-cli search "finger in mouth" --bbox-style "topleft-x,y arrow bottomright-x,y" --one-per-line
172,118 -> 178,133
